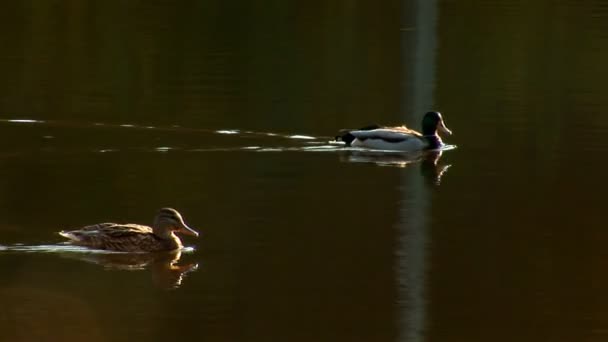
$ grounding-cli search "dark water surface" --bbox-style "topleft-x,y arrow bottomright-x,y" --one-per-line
1,1 -> 608,341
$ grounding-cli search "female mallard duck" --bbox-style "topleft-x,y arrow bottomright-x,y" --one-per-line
58,208 -> 199,252
335,111 -> 452,151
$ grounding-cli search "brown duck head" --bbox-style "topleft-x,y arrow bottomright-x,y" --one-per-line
152,208 -> 199,239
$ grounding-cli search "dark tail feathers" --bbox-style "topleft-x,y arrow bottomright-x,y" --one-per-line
335,124 -> 381,146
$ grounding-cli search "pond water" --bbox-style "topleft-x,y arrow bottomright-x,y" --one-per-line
1,1 -> 608,341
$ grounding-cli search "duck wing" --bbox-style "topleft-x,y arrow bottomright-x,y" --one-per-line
335,124 -> 381,144
59,223 -> 156,250
350,127 -> 422,142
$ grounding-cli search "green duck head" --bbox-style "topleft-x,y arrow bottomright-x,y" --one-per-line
422,111 -> 452,137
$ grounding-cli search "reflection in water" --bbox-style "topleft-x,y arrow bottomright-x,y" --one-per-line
419,151 -> 452,186
59,249 -> 198,290
1,245 -> 198,289
400,0 -> 439,339
340,149 -> 452,184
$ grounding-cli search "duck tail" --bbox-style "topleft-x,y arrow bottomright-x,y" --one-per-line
335,131 -> 356,146
59,230 -> 82,242
335,124 -> 382,146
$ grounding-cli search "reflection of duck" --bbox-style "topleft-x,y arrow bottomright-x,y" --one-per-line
340,150 -> 452,184
59,208 -> 199,252
335,111 -> 452,151
59,249 -> 198,289
419,151 -> 452,185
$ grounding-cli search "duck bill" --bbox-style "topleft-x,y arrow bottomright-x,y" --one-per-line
178,224 -> 199,237
438,120 -> 452,136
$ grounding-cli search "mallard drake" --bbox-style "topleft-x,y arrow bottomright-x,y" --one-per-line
58,208 -> 199,252
335,111 -> 452,151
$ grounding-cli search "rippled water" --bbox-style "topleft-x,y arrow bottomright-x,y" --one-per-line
1,1 -> 608,341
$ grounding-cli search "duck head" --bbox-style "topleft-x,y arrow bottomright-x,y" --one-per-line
153,208 -> 199,239
422,111 -> 452,137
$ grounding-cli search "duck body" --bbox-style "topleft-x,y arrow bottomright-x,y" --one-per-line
336,111 -> 452,152
348,127 -> 429,151
59,208 -> 199,253
59,223 -> 181,252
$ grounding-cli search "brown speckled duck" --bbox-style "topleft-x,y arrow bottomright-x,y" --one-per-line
58,208 -> 199,252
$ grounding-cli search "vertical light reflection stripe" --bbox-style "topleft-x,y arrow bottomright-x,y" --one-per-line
398,0 -> 437,341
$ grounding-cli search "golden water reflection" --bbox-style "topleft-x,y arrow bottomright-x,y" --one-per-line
58,249 -> 198,290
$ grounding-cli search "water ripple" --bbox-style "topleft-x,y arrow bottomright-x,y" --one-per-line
0,243 -> 195,254
1,119 -> 45,124
216,129 -> 240,135
0,117 -> 457,157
